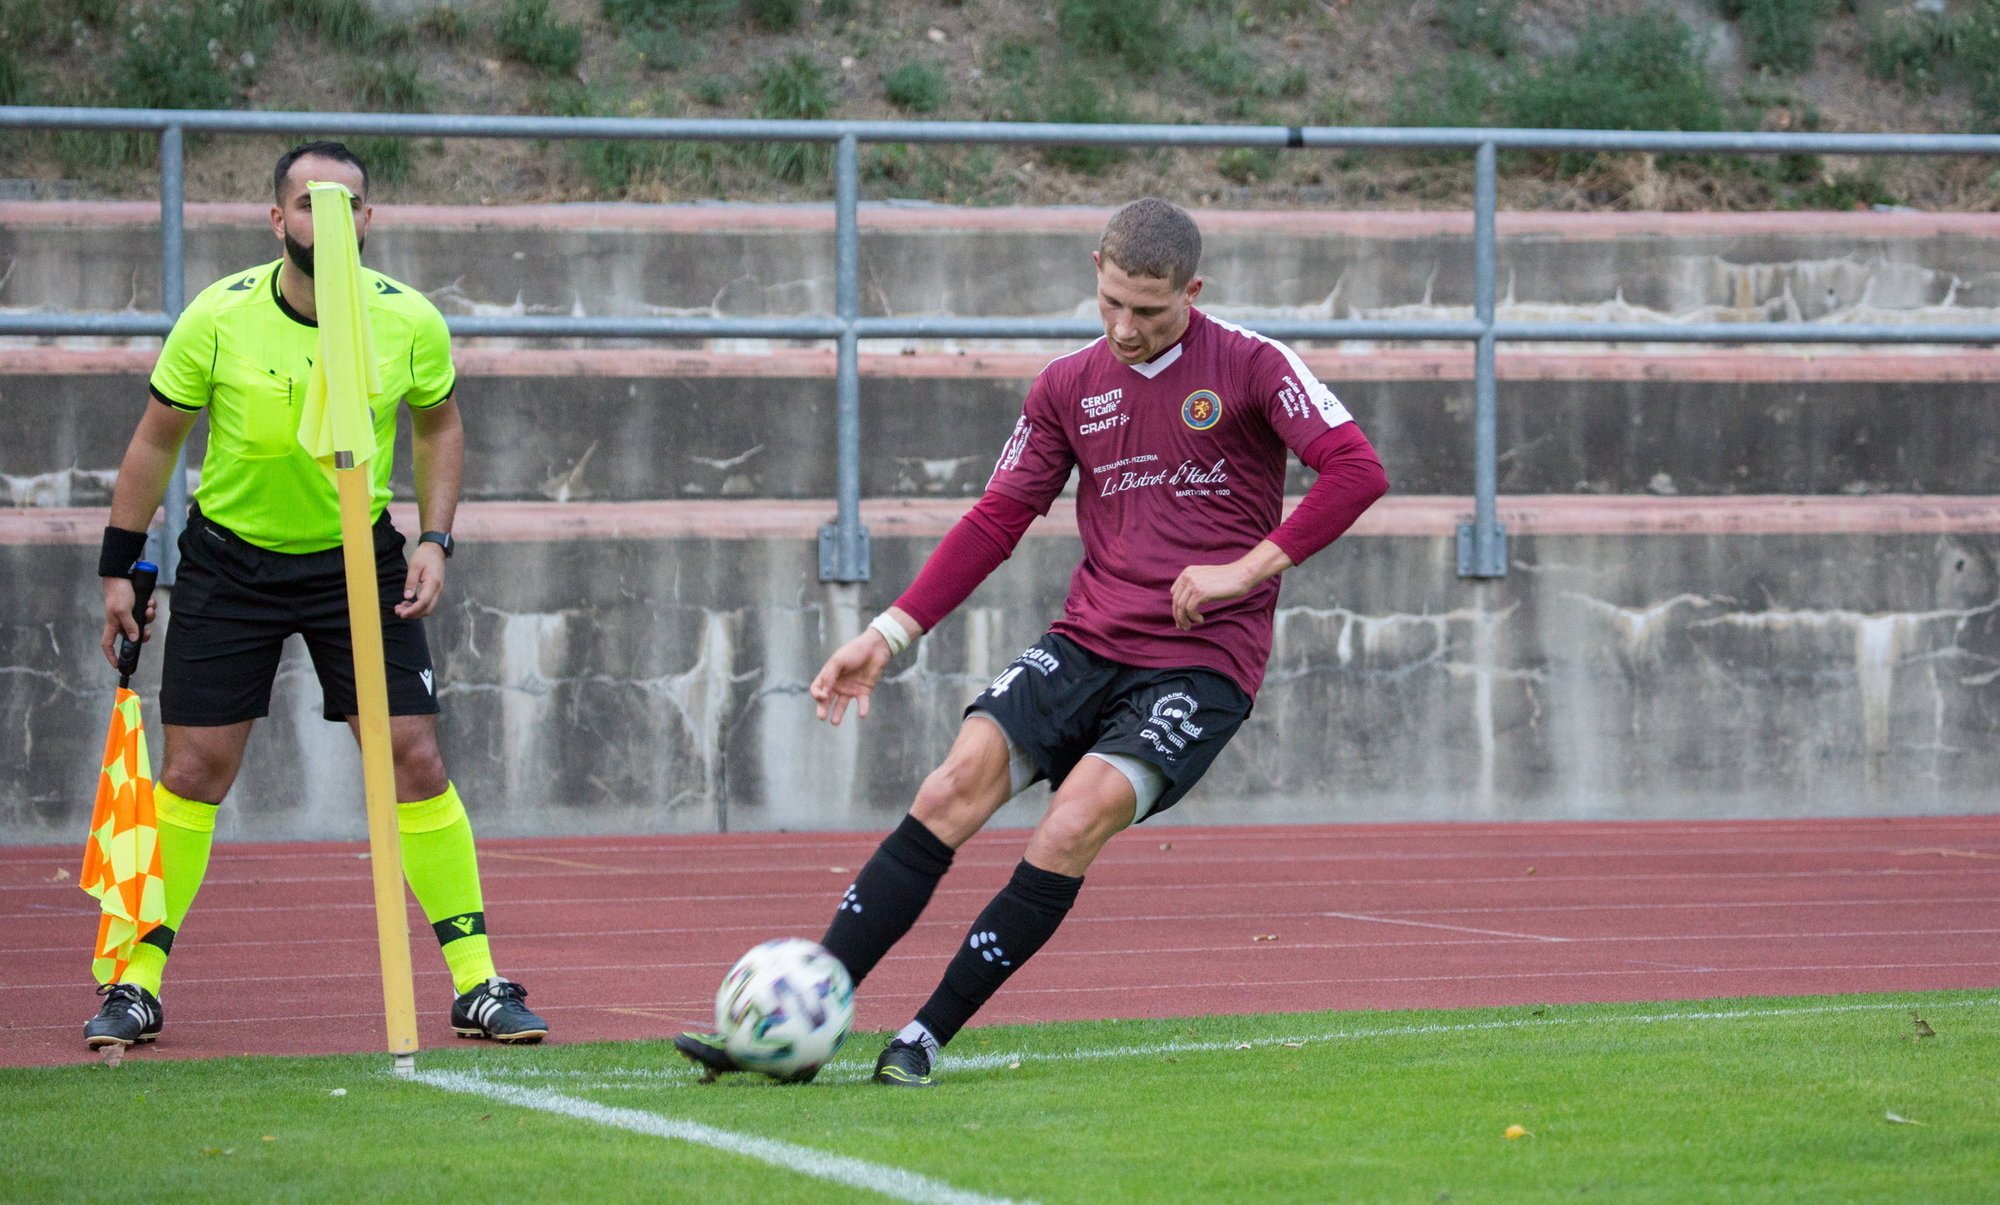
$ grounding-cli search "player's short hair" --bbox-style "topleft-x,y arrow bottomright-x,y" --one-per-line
273,141 -> 369,204
1098,198 -> 1202,289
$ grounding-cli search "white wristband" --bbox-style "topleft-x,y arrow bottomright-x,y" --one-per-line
868,612 -> 914,656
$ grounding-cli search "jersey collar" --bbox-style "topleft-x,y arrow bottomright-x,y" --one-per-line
270,264 -> 319,329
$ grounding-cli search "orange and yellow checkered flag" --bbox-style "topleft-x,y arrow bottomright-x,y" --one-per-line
79,687 -> 165,985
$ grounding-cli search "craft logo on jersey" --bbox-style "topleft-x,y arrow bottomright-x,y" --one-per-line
1181,389 -> 1223,431
1078,387 -> 1128,436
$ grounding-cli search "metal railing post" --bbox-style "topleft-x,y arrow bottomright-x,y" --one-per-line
156,124 -> 190,586
819,132 -> 870,583
1457,139 -> 1508,579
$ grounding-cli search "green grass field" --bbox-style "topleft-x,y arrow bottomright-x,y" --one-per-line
7,990 -> 1995,1203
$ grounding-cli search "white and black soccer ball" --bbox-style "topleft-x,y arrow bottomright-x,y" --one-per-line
715,938 -> 855,1079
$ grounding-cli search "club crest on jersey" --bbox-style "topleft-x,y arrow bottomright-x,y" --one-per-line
1181,389 -> 1223,431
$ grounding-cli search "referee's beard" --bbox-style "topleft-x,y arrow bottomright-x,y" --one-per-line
284,230 -> 364,279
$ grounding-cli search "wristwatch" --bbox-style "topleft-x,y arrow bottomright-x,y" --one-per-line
419,530 -> 455,558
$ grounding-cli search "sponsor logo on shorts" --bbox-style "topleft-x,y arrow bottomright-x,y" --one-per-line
419,669 -> 435,696
988,645 -> 1059,697
1140,692 -> 1201,756
1181,389 -> 1222,431
1020,646 -> 1061,676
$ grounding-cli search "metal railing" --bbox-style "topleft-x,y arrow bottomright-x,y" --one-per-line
5,106 -> 1999,582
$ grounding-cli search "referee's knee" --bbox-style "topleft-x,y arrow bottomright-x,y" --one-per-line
389,729 -> 449,799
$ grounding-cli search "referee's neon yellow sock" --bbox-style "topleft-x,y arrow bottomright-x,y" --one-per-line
398,783 -> 497,995
120,785 -> 218,998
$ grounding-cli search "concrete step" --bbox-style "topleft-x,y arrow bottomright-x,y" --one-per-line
7,346 -> 1998,506
6,203 -> 1999,331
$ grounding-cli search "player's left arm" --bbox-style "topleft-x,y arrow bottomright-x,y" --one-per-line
401,395 -> 462,619
1172,353 -> 1389,631
400,304 -> 461,619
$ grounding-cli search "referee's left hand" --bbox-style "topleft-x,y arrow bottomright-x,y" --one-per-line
397,543 -> 446,618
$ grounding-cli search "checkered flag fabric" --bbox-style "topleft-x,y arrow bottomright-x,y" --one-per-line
80,688 -> 166,985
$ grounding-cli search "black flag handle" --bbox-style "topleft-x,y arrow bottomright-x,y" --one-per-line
116,560 -> 159,688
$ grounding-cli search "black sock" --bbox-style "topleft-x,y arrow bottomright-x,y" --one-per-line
819,813 -> 955,987
914,859 -> 1083,1048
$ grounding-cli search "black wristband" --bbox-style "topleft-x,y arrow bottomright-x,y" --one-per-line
98,526 -> 150,579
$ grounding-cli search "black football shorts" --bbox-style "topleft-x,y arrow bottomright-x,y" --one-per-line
159,505 -> 443,725
965,631 -> 1252,820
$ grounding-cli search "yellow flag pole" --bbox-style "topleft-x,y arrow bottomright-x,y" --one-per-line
305,182 -> 419,1071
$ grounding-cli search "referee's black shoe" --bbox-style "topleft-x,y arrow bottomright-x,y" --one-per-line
873,1037 -> 935,1087
673,1032 -> 821,1083
84,983 -> 163,1048
451,977 -> 549,1043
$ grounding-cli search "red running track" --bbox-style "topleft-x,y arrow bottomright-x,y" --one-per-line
4,817 -> 1999,1068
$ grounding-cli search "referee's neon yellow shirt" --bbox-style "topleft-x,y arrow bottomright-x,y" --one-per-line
148,259 -> 456,553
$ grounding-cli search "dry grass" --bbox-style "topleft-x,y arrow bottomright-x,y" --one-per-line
2,0 -> 1996,210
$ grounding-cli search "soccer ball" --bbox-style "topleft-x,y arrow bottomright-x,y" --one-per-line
716,938 -> 855,1079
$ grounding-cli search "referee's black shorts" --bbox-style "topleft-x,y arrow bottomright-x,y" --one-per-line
160,505 -> 442,726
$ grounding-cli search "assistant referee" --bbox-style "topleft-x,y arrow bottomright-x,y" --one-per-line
86,142 -> 547,1050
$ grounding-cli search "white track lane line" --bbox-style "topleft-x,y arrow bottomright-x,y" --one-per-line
11,840 -> 1999,890
412,1069 -> 1030,1205
1320,911 -> 1568,941
11,865 -> 2000,918
12,928 -> 2000,993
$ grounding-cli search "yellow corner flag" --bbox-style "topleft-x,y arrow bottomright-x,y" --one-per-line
301,180 -> 419,1062
297,181 -> 381,477
79,687 -> 165,985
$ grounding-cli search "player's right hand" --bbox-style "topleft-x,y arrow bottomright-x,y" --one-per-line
100,576 -> 157,670
810,631 -> 894,726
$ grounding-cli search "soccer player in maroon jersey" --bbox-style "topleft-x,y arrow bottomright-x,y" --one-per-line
676,198 -> 1387,1085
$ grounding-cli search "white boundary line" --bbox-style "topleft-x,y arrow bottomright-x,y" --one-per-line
412,1069 -> 1031,1205
448,997 -> 2000,1092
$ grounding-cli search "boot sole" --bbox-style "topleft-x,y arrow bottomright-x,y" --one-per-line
85,1033 -> 158,1049
453,1025 -> 547,1043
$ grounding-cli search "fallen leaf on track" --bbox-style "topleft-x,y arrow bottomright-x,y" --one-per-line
1252,934 -> 1278,942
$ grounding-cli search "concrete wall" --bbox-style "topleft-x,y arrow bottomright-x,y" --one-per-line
3,203 -> 1997,840
5,517 -> 1996,844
